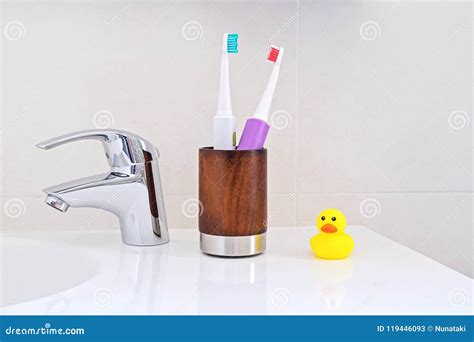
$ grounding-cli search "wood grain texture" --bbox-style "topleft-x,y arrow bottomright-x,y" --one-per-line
199,147 -> 267,236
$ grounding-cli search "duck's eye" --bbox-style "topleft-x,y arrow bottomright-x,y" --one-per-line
331,217 -> 336,221
321,216 -> 325,221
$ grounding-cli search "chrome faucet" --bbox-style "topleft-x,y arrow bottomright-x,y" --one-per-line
37,129 -> 169,246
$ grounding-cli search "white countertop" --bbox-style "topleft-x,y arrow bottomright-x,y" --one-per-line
1,226 -> 472,315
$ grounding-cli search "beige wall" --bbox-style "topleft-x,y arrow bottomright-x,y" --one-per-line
1,1 -> 472,276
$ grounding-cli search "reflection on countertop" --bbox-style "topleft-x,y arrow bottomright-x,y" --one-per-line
311,258 -> 354,310
1,227 -> 472,315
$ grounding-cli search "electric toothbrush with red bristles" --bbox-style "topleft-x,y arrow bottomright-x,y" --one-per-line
237,45 -> 284,150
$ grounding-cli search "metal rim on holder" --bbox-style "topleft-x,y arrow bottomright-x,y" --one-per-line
200,232 -> 266,257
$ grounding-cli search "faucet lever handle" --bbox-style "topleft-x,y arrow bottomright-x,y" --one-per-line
37,129 -> 159,167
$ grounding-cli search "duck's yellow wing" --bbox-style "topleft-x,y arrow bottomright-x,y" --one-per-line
311,234 -> 354,259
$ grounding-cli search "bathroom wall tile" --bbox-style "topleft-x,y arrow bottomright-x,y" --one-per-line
267,193 -> 297,227
2,2 -> 146,198
164,194 -> 200,230
298,1 -> 472,193
2,1 -> 298,197
297,192 -> 473,277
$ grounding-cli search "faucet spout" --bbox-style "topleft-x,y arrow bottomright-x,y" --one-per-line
45,194 -> 70,212
43,172 -> 132,210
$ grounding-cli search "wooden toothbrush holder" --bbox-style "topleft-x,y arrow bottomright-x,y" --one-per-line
198,147 -> 267,257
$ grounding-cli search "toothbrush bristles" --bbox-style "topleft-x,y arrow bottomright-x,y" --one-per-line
227,33 -> 239,53
267,46 -> 280,62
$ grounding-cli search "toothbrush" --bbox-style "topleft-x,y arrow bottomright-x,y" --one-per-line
237,45 -> 284,150
213,33 -> 238,150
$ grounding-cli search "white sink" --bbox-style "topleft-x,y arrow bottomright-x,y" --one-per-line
0,237 -> 97,307
0,227 -> 472,315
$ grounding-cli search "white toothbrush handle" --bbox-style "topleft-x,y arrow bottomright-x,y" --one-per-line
217,52 -> 232,115
213,116 -> 236,150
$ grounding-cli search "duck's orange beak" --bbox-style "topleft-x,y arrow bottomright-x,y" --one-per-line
321,224 -> 337,233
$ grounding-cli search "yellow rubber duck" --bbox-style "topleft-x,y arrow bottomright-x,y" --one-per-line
310,208 -> 354,260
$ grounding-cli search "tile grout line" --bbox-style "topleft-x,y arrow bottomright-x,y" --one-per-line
3,191 -> 474,200
294,0 -> 300,226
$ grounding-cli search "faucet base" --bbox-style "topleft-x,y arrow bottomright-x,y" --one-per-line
200,232 -> 266,257
120,221 -> 169,247
123,238 -> 170,247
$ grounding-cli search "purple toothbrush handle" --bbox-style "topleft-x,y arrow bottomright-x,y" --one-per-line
237,118 -> 270,150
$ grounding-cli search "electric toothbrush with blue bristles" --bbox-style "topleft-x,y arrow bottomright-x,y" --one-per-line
213,33 -> 238,150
